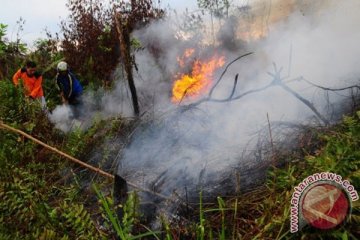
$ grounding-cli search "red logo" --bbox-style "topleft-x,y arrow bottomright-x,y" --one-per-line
301,183 -> 349,229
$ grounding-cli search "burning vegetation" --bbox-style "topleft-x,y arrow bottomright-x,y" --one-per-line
1,0 -> 360,239
172,49 -> 225,103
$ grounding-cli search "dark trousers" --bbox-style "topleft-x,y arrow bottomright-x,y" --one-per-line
68,94 -> 83,119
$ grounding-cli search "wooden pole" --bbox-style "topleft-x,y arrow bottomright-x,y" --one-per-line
0,121 -> 174,201
0,121 -> 114,179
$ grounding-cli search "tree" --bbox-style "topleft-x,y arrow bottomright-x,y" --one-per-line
114,0 -> 164,116
197,0 -> 231,44
0,20 -> 27,80
61,0 -> 164,116
60,0 -> 119,85
0,23 -> 7,79
198,0 -> 231,18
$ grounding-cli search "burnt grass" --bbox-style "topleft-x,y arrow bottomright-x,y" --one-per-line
62,101 -> 360,239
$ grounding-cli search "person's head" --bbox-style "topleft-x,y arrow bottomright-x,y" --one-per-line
57,61 -> 68,75
25,61 -> 37,77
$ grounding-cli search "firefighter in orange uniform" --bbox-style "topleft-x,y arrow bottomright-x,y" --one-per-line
12,61 -> 44,99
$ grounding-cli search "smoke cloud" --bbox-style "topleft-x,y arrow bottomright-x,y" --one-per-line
49,0 -> 360,215
115,0 -> 360,209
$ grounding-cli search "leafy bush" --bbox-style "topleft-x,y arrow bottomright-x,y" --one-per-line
60,0 -> 119,85
0,164 -> 103,239
0,74 -> 105,239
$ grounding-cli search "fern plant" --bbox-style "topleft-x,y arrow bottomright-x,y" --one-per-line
93,184 -> 160,240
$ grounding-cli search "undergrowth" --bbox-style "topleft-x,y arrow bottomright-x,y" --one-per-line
173,111 -> 360,239
0,76 -> 359,239
0,80 -> 118,239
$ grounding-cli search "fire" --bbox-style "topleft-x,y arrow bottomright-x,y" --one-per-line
176,48 -> 195,68
172,51 -> 225,103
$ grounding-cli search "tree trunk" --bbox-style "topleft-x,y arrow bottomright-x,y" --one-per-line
115,12 -> 140,116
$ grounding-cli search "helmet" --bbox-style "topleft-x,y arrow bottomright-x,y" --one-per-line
57,61 -> 68,71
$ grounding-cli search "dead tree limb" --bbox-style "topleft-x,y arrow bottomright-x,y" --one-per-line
279,82 -> 329,125
183,53 -> 330,126
301,78 -> 360,91
228,74 -> 239,99
208,52 -> 253,97
187,81 -> 274,109
267,63 -> 329,125
179,81 -> 199,104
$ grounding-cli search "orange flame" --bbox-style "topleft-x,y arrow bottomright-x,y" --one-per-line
172,51 -> 225,103
176,48 -> 195,68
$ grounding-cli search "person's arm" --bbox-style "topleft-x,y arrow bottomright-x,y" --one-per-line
55,74 -> 62,92
67,74 -> 73,99
56,75 -> 68,104
12,69 -> 22,85
29,75 -> 44,98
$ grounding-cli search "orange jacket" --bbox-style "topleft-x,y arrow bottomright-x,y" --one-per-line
12,68 -> 44,98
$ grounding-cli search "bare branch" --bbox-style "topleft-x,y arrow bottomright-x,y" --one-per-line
217,82 -> 274,102
178,80 -> 199,105
228,74 -> 239,100
279,82 -> 329,125
181,49 -> 335,127
302,77 -> 360,91
208,52 -> 253,97
187,81 -> 275,108
266,63 -> 329,125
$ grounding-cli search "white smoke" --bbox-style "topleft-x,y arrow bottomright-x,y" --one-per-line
49,104 -> 77,132
47,0 -> 360,203
115,0 -> 360,202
